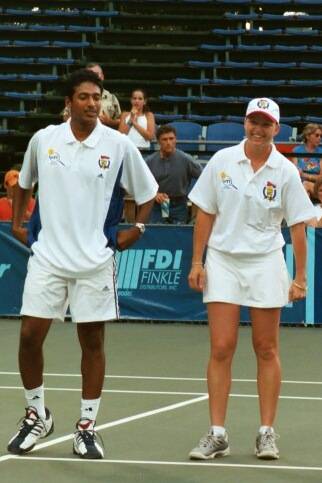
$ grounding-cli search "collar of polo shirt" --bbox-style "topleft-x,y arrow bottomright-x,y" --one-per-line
236,139 -> 280,168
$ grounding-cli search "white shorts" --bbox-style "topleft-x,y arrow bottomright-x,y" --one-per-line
203,248 -> 291,308
21,256 -> 119,323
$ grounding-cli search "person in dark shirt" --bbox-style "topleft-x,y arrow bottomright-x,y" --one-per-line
145,125 -> 202,224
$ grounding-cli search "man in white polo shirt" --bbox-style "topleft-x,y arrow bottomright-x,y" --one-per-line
7,69 -> 157,459
188,98 -> 315,461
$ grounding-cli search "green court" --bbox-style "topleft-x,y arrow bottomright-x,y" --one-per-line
1,319 -> 322,483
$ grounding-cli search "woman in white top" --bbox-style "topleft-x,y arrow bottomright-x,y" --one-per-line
187,98 -> 315,462
119,89 -> 155,150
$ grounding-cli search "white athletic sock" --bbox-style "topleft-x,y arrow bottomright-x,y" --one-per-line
259,425 -> 274,435
211,425 -> 226,436
25,384 -> 46,419
81,397 -> 101,421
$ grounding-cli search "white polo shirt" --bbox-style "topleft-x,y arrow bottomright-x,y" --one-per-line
19,120 -> 158,276
189,140 -> 315,255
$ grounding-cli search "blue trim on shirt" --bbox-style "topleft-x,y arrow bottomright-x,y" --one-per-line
27,165 -> 125,250
27,198 -> 41,248
103,163 -> 125,250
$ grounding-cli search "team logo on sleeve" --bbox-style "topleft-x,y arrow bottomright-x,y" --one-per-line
219,171 -> 238,190
263,181 -> 277,201
98,155 -> 110,169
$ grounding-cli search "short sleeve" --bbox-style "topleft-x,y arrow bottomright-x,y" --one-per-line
188,157 -> 218,214
121,136 -> 158,204
19,132 -> 39,189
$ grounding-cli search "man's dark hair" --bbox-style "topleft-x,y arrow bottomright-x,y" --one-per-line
156,124 -> 177,140
65,69 -> 103,99
86,62 -> 101,69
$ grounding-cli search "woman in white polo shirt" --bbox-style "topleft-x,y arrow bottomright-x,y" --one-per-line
188,98 -> 315,461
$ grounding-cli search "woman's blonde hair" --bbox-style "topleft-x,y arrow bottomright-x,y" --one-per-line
301,123 -> 322,143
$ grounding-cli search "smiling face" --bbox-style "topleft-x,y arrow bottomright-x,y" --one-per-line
244,113 -> 280,147
66,81 -> 102,128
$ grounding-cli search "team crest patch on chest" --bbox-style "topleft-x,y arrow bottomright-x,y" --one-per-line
263,181 -> 277,201
98,155 -> 110,169
219,171 -> 238,190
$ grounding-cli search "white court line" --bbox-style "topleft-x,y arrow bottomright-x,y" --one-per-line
0,394 -> 207,464
4,456 -> 322,472
0,386 -> 205,396
1,386 -> 322,401
1,371 -> 322,385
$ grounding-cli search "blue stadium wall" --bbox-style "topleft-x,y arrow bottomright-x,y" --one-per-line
0,223 -> 321,324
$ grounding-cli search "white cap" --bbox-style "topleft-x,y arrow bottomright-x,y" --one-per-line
246,98 -> 280,124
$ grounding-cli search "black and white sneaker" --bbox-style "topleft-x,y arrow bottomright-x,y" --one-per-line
7,406 -> 54,455
73,419 -> 104,459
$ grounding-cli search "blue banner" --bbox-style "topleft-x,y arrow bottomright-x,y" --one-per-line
116,226 -> 205,321
0,222 -> 321,324
0,222 -> 29,316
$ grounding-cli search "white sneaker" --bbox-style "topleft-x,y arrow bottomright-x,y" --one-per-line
7,406 -> 54,455
255,429 -> 280,460
73,419 -> 104,459
189,429 -> 230,460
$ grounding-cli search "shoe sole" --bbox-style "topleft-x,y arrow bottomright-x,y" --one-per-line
7,420 -> 54,455
189,447 -> 230,460
255,449 -> 279,460
73,446 -> 103,459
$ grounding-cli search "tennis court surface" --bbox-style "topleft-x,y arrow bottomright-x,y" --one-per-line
1,318 -> 322,483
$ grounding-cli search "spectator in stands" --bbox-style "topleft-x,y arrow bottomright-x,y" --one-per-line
292,123 -> 322,197
86,63 -> 121,129
188,98 -> 315,462
0,169 -> 35,221
146,125 -> 202,224
307,177 -> 322,227
61,63 -> 121,128
7,69 -> 157,460
118,89 -> 155,150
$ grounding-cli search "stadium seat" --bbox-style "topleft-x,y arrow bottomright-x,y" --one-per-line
155,113 -> 185,122
236,44 -> 271,51
212,28 -> 245,35
200,44 -> 234,51
280,116 -> 302,123
185,114 -> 224,122
3,92 -> 43,100
169,121 -> 203,151
275,97 -> 311,104
211,79 -> 248,86
173,78 -> 210,86
250,79 -> 286,86
274,123 -> 294,142
206,122 -> 245,152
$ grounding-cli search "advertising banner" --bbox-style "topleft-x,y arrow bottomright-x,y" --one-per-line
0,223 -> 320,324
